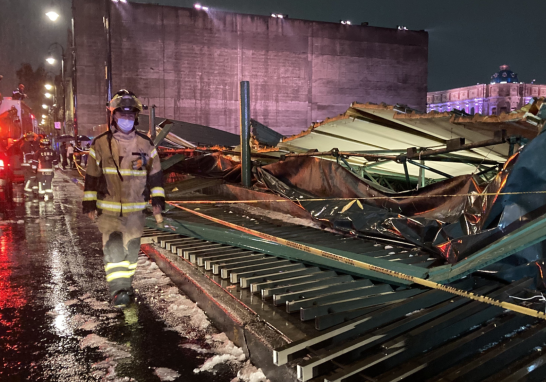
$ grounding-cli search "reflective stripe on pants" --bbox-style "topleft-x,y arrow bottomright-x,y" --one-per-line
98,213 -> 145,296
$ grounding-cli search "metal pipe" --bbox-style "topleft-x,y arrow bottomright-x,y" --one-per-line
406,158 -> 453,179
285,151 -> 397,161
149,105 -> 156,141
104,0 -> 113,125
407,134 -> 507,159
420,156 -> 500,165
419,158 -> 425,188
240,81 -> 251,188
71,3 -> 78,138
475,165 -> 500,177
402,158 -> 411,188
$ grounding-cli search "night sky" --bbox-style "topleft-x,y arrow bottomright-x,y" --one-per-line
1,0 -> 544,97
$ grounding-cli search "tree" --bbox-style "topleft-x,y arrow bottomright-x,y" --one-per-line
15,63 -> 47,116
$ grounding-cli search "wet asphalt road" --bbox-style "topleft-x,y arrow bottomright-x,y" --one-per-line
0,173 -> 238,382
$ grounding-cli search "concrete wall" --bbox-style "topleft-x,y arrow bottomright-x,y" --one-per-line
74,1 -> 428,137
73,0 -> 108,135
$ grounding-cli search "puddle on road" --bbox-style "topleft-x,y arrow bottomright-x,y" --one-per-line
0,178 -> 268,382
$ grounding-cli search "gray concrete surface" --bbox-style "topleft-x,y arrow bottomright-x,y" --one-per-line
0,173 -> 243,381
73,1 -> 428,137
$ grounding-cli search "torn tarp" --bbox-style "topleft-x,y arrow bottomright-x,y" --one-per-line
256,159 -> 485,255
255,133 -> 546,271
167,153 -> 241,182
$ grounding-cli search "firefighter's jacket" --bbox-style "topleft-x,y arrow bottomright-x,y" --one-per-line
32,147 -> 58,172
12,89 -> 26,100
82,129 -> 165,216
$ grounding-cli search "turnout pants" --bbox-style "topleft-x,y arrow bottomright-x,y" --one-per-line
37,169 -> 54,197
23,164 -> 36,196
97,213 -> 145,296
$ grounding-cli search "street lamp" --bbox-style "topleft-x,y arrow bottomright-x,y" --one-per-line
46,11 -> 59,21
46,42 -> 66,134
42,104 -> 48,109
45,93 -> 52,98
45,84 -> 53,90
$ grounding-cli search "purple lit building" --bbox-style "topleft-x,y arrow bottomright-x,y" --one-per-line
427,65 -> 546,115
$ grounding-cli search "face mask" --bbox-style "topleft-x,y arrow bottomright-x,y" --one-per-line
116,118 -> 134,132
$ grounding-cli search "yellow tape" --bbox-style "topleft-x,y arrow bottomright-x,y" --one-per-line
167,190 -> 546,204
167,201 -> 546,320
74,159 -> 86,178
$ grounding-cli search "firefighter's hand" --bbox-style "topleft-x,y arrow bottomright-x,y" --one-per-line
87,211 -> 97,221
153,205 -> 163,224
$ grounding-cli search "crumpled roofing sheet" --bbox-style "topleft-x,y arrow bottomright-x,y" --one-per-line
276,102 -> 539,179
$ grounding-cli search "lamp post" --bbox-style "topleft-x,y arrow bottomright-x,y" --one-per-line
45,42 -> 66,134
45,5 -> 78,137
44,71 -> 61,136
105,0 -> 113,118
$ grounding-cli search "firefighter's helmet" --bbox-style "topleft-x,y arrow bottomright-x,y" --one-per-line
40,138 -> 51,147
24,132 -> 35,140
107,90 -> 143,114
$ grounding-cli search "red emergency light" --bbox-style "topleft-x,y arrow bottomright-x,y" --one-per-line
30,114 -> 35,119
0,159 -> 4,168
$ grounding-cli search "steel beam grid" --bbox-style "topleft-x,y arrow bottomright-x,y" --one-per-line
142,205 -> 546,382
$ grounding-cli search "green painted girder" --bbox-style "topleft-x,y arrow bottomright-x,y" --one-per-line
429,211 -> 546,284
161,154 -> 185,170
146,217 -> 426,286
146,209 -> 546,287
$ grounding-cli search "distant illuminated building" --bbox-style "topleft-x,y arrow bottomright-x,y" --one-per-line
427,65 -> 546,115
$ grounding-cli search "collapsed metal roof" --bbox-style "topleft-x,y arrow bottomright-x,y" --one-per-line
254,101 -> 542,181
139,114 -> 240,148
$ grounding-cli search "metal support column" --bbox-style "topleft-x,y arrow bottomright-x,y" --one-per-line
240,81 -> 251,188
419,158 -> 425,188
149,105 -> 156,141
104,0 -> 113,125
71,2 -> 78,137
401,157 -> 411,189
407,158 -> 453,179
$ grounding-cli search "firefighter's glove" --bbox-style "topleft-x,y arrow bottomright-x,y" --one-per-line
87,211 -> 97,222
132,158 -> 144,170
153,205 -> 163,224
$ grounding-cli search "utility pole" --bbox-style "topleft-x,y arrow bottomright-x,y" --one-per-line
71,0 -> 78,137
104,0 -> 113,126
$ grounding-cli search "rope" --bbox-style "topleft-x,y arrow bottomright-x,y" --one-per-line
74,158 -> 86,178
166,202 -> 546,320
167,190 -> 546,204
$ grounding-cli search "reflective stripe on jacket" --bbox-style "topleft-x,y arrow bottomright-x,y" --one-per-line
32,148 -> 59,171
82,129 -> 165,216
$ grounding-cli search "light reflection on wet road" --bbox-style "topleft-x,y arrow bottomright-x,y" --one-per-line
0,174 -> 238,381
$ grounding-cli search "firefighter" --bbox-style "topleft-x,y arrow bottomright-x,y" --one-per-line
21,132 -> 37,197
32,138 -> 58,200
12,83 -> 27,101
82,89 -> 164,309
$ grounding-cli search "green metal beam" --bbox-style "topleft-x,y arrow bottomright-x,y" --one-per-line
153,122 -> 173,146
147,208 -> 546,288
428,211 -> 546,283
161,154 -> 185,171
148,217 -> 427,285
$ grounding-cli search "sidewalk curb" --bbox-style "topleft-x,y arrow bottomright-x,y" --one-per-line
140,244 -> 298,382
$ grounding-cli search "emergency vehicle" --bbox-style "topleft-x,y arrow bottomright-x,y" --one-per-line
0,98 -> 38,200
